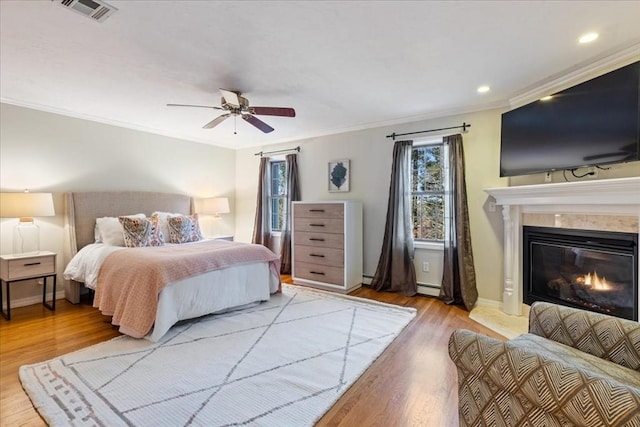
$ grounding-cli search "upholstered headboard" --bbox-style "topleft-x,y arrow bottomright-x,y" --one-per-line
66,191 -> 194,252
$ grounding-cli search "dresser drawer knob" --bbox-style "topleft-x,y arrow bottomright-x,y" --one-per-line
309,209 -> 325,212
310,271 -> 325,275
24,262 -> 41,266
309,238 -> 325,241
310,254 -> 325,258
309,224 -> 325,227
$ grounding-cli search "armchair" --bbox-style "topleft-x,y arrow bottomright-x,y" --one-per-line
448,301 -> 640,426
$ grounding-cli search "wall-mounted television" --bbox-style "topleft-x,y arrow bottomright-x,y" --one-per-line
500,61 -> 640,177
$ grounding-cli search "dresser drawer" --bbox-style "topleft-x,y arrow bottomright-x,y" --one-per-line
293,203 -> 344,219
294,262 -> 344,286
294,217 -> 344,234
1,255 -> 55,281
294,231 -> 344,250
294,245 -> 344,268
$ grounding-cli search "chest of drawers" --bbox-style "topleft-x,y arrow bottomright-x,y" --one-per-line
292,201 -> 362,293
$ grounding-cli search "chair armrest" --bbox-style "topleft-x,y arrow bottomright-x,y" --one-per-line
448,329 -> 640,426
528,301 -> 640,371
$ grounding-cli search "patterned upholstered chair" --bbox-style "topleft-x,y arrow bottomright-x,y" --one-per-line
448,301 -> 640,426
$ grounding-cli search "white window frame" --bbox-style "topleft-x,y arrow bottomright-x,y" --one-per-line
268,156 -> 287,236
412,137 -> 448,251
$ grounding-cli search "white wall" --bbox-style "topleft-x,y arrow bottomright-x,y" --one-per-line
0,103 -> 236,303
236,108 -> 510,302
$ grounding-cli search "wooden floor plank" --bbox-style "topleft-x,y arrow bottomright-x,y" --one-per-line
0,278 -> 504,426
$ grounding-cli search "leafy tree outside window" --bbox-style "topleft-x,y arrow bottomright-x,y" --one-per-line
411,143 -> 447,241
270,160 -> 287,232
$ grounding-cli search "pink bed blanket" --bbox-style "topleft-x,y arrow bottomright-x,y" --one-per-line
94,240 -> 281,338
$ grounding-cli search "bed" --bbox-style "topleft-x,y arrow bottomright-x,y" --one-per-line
62,191 -> 280,341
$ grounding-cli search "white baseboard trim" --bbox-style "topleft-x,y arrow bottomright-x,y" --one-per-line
476,297 -> 502,309
475,297 -> 531,317
362,276 -> 441,297
7,290 -> 66,309
417,283 -> 440,297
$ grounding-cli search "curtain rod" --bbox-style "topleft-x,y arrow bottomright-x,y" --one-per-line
254,146 -> 300,157
386,122 -> 471,140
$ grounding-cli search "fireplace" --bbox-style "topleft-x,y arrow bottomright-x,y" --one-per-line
523,226 -> 638,320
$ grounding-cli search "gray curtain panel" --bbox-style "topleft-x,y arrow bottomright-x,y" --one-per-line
371,140 -> 417,296
439,134 -> 478,311
251,157 -> 272,248
280,153 -> 301,274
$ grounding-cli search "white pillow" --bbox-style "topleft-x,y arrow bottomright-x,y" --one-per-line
96,214 -> 145,246
151,211 -> 183,243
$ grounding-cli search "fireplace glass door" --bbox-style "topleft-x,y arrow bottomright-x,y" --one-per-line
524,226 -> 638,321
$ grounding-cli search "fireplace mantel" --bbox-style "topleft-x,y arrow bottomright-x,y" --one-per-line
485,176 -> 640,316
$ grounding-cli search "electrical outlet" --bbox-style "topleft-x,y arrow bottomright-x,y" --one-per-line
588,166 -> 598,179
544,172 -> 552,183
422,262 -> 430,272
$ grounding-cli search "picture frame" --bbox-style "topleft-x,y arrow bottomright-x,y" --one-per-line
328,159 -> 350,192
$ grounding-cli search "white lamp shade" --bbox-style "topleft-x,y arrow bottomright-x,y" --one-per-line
0,192 -> 55,219
201,197 -> 230,215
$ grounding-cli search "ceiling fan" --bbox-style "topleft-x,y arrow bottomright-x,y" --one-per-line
167,89 -> 295,134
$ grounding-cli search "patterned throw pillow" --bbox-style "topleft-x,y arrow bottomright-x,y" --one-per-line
118,216 -> 165,248
167,214 -> 203,244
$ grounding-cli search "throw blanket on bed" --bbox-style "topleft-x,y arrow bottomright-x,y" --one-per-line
94,240 -> 280,338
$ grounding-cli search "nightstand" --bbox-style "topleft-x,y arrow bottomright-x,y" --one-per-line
208,235 -> 234,241
0,251 -> 57,320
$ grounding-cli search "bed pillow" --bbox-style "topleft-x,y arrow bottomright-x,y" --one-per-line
151,211 -> 182,242
118,215 -> 165,248
96,214 -> 146,246
167,213 -> 203,244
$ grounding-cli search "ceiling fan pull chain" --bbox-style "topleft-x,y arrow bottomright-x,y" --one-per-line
234,115 -> 237,135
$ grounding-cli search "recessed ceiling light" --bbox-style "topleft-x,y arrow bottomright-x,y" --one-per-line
477,85 -> 490,93
540,95 -> 553,101
579,32 -> 599,44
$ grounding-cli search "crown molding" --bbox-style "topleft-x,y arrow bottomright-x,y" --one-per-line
508,43 -> 640,109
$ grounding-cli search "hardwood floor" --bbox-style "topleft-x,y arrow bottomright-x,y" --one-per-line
0,278 -> 505,426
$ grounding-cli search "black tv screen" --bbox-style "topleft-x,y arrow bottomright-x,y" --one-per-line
500,61 -> 640,177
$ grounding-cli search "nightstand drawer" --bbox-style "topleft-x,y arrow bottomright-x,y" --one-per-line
1,255 -> 55,281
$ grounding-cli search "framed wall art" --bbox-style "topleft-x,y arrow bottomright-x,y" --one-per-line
328,159 -> 350,192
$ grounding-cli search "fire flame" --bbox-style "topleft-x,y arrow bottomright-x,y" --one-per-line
583,271 -> 610,290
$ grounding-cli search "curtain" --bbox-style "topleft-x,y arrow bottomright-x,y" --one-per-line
280,153 -> 300,274
370,140 -> 417,296
439,134 -> 478,311
251,157 -> 271,248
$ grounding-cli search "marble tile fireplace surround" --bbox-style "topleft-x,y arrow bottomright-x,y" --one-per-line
485,176 -> 640,320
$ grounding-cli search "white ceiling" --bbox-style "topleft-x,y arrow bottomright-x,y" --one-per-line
1,1 -> 640,150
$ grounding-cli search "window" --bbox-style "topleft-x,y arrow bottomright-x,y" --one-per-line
411,142 -> 447,241
270,160 -> 287,232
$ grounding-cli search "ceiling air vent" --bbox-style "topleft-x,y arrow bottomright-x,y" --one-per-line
57,0 -> 118,23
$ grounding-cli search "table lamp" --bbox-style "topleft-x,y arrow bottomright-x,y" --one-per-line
0,192 -> 55,254
201,197 -> 230,218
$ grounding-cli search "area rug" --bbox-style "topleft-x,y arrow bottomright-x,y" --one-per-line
20,284 -> 416,427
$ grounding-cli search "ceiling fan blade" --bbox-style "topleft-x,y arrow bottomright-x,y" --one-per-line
167,103 -> 223,110
203,114 -> 231,129
242,114 -> 274,133
219,89 -> 240,107
250,107 -> 296,117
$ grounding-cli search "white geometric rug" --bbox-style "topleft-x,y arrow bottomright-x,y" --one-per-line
20,284 -> 416,427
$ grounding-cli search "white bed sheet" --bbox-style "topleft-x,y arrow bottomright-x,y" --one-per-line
63,243 -> 279,341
